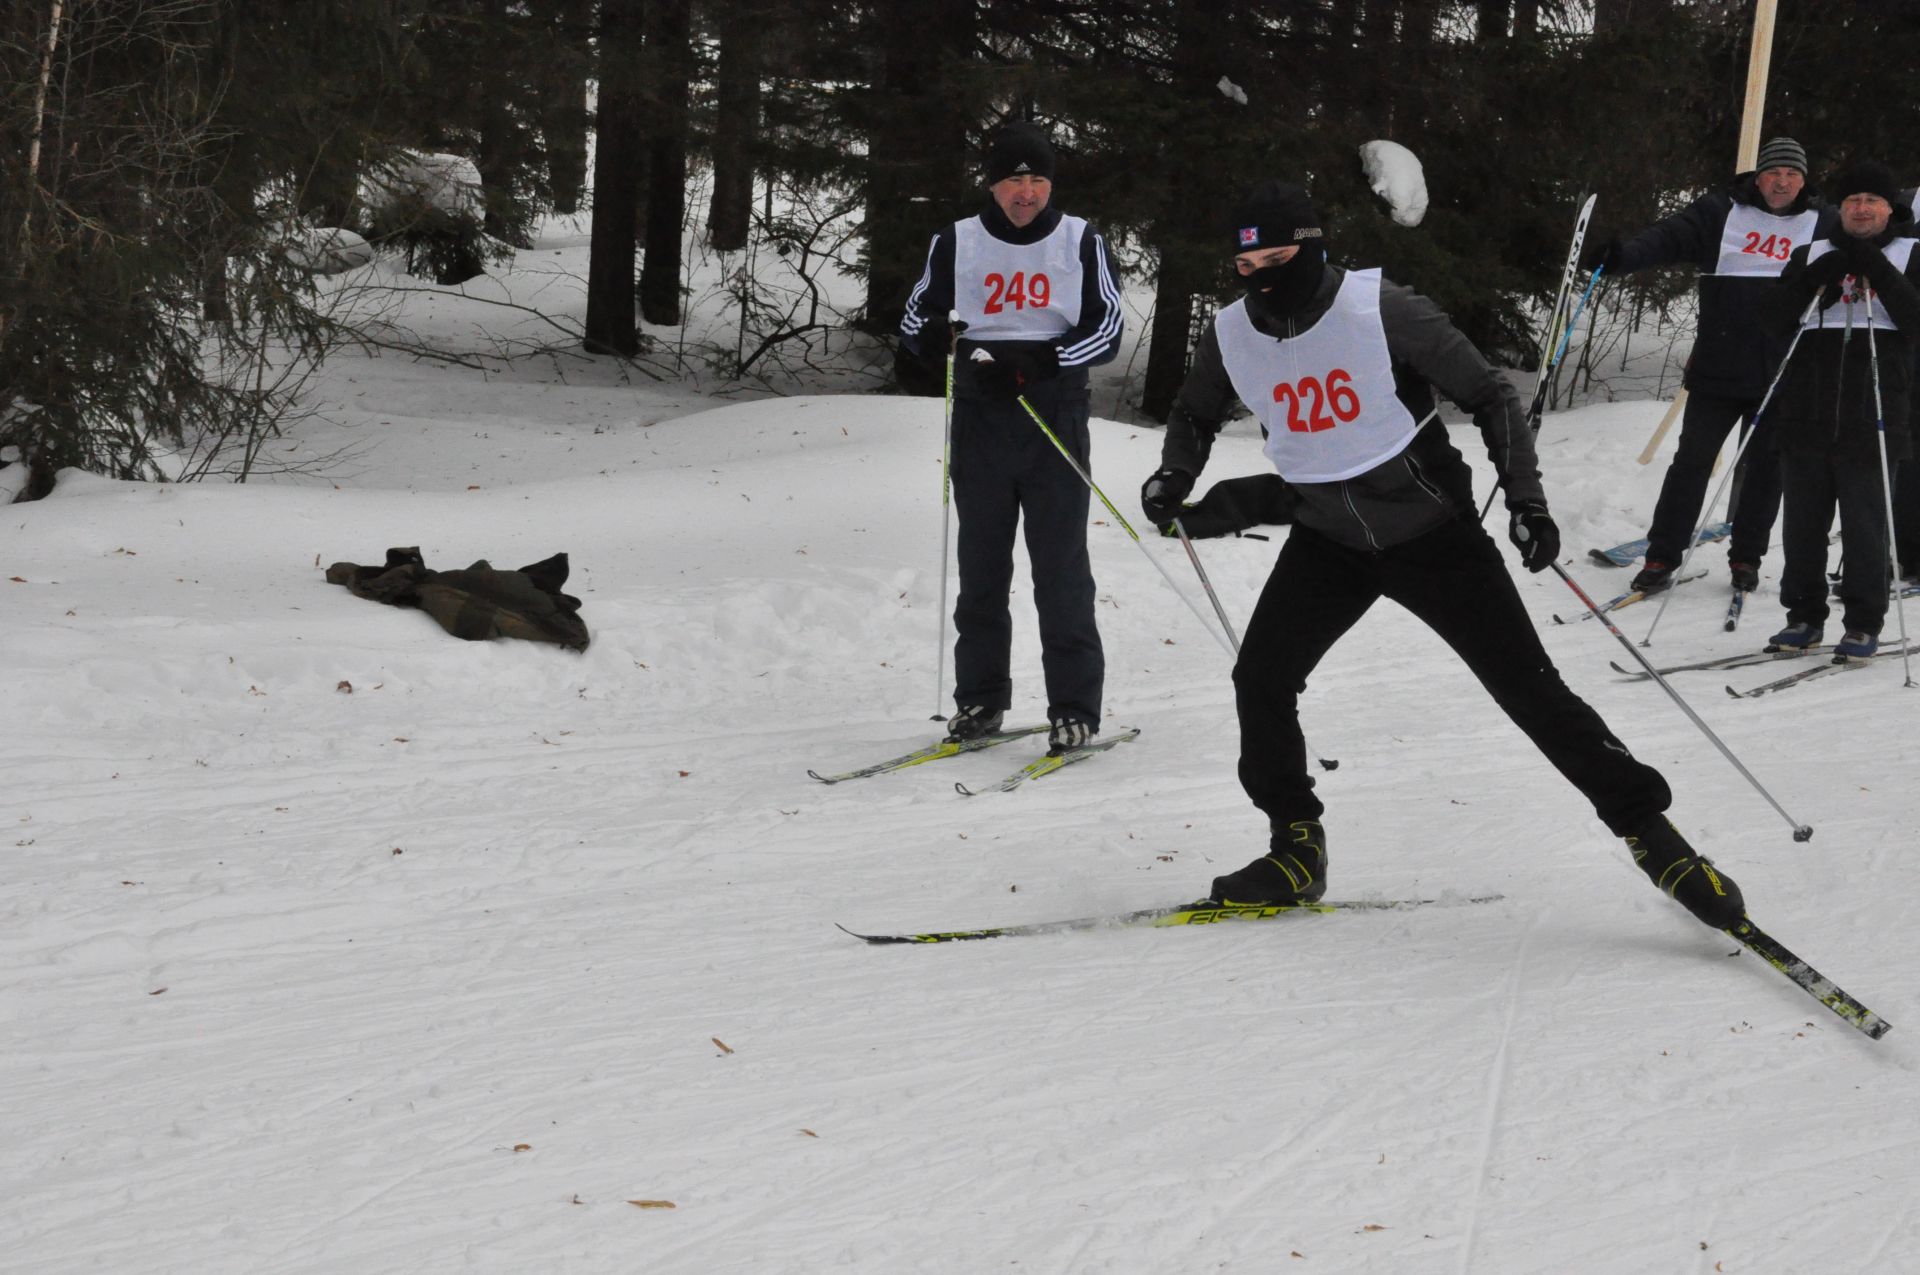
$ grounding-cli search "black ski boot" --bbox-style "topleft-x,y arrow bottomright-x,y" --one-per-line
1729,561 -> 1760,593
1046,716 -> 1095,754
1631,560 -> 1677,593
1625,817 -> 1745,929
1209,819 -> 1328,905
946,705 -> 1004,741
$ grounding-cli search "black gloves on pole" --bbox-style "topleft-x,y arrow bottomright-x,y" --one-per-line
1508,502 -> 1561,572
1141,467 -> 1196,525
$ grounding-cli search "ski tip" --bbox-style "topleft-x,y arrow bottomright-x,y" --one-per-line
1723,684 -> 1742,699
954,781 -> 975,797
835,923 -> 896,945
1318,758 -> 1340,771
806,770 -> 837,784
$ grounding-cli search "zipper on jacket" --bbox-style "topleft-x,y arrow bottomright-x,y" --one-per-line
1403,453 -> 1448,506
1340,480 -> 1381,550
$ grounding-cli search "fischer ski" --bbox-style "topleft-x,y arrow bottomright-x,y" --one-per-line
1553,570 -> 1706,624
1726,917 -> 1891,1039
1723,645 -> 1910,698
808,724 -> 1048,784
955,728 -> 1142,796
838,893 -> 1505,944
1587,520 -> 1733,570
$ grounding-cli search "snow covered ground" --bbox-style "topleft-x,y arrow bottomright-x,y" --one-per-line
5,228 -> 1919,1275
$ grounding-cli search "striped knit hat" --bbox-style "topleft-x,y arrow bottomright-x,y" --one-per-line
1756,137 -> 1808,176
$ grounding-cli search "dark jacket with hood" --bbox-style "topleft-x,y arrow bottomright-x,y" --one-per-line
1765,212 -> 1920,463
1159,264 -> 1542,553
1611,172 -> 1833,400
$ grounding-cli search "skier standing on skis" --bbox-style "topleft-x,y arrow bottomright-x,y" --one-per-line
1762,161 -> 1920,657
1583,138 -> 1831,597
1141,180 -> 1743,929
899,121 -> 1124,753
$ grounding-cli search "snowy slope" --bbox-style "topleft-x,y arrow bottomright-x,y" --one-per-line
5,297 -> 1920,1274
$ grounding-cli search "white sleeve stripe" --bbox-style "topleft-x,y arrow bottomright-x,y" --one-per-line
1058,236 -> 1122,365
900,238 -> 942,336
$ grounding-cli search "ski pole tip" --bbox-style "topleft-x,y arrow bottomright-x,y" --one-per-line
1793,825 -> 1815,843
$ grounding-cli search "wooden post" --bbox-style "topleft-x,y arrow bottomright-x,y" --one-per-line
1735,0 -> 1779,172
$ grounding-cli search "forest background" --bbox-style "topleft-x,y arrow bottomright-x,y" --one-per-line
5,0 -> 1920,499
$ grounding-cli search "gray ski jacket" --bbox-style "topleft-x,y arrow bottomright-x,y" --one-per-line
1159,266 -> 1543,552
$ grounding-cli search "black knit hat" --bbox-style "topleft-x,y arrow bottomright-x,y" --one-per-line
985,123 -> 1056,185
1830,160 -> 1900,206
1230,181 -> 1325,256
1755,137 -> 1808,176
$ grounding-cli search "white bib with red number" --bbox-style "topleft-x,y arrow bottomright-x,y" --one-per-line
1215,268 -> 1418,484
952,215 -> 1085,341
1802,237 -> 1917,332
1714,203 -> 1819,277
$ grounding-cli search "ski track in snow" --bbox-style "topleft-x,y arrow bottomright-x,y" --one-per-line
6,263 -> 1920,1271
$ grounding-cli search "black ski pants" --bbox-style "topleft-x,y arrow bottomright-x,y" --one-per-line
1646,390 -> 1783,567
1233,518 -> 1671,837
950,385 -> 1104,728
1779,450 -> 1889,635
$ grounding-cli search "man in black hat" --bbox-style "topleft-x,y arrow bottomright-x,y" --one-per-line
1584,137 -> 1831,597
1763,160 -> 1920,657
899,122 -> 1124,752
1141,180 -> 1745,931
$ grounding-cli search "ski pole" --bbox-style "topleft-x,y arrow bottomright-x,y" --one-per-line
1009,389 -> 1338,761
931,313 -> 963,720
1638,293 -> 1822,646
1552,561 -> 1813,841
1174,516 -> 1338,771
1861,284 -> 1914,686
1011,391 -> 1230,652
1478,265 -> 1605,523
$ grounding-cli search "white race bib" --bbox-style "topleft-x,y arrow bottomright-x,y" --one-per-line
1713,203 -> 1819,278
1803,237 -> 1918,332
1215,269 -> 1419,483
952,215 -> 1085,342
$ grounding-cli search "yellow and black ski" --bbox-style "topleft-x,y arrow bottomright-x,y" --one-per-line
838,894 -> 1503,944
807,724 -> 1048,784
1727,918 -> 1891,1040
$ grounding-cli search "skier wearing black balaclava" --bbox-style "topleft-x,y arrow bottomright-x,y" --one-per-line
1142,180 -> 1749,932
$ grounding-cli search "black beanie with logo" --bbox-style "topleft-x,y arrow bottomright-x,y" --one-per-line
985,123 -> 1057,185
1230,181 -> 1326,257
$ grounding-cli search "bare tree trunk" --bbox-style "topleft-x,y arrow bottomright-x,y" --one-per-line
584,0 -> 643,356
539,0 -> 592,214
1478,0 -> 1510,41
707,0 -> 762,251
638,0 -> 691,325
19,0 -> 66,252
863,0 -> 972,333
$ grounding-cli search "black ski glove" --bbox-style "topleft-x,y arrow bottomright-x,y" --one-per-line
1833,232 -> 1884,274
1508,502 -> 1561,573
967,346 -> 1058,401
1804,246 -> 1853,289
1140,467 -> 1196,525
1579,234 -> 1622,276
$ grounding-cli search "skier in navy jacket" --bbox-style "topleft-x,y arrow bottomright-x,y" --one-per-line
1585,137 -> 1832,595
900,122 -> 1123,753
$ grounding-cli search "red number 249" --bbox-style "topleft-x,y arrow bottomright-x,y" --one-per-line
983,271 -> 1052,314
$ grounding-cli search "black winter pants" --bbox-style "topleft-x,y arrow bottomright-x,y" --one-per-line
1779,451 -> 1889,634
1233,519 -> 1671,836
1646,390 -> 1783,567
950,387 -> 1104,727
